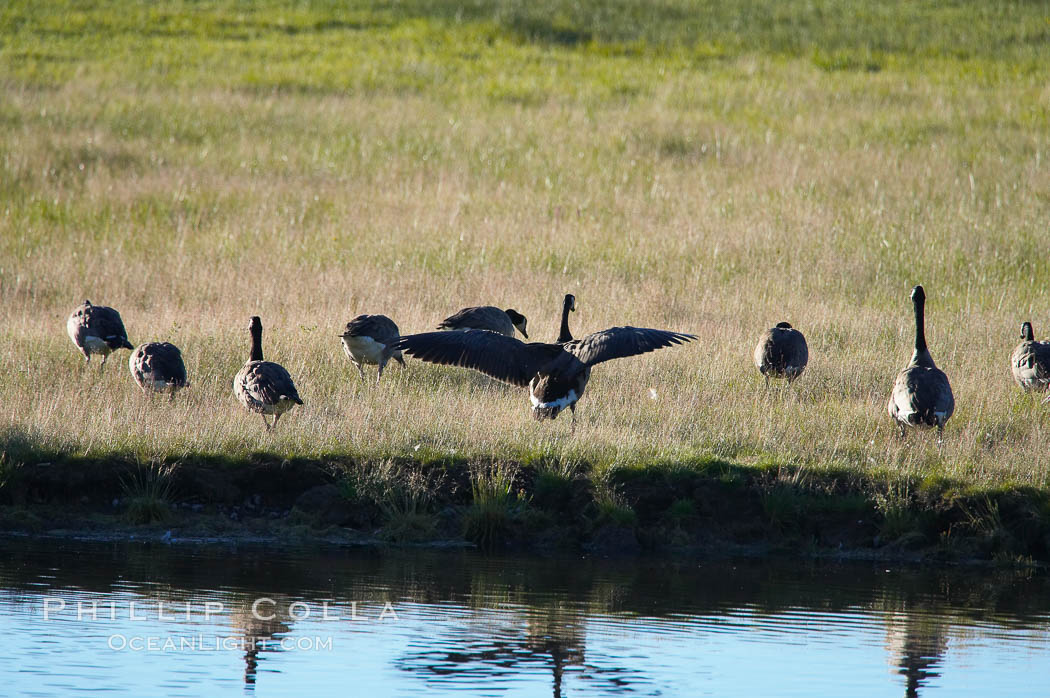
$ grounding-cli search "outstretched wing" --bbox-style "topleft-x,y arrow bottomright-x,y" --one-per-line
568,326 -> 696,367
393,330 -> 562,387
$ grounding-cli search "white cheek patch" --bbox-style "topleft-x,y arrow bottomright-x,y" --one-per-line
531,390 -> 578,410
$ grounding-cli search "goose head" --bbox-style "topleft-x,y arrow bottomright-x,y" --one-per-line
1021,321 -> 1034,341
775,321 -> 792,329
505,308 -> 528,338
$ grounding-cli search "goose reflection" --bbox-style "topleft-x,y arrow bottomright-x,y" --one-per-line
228,596 -> 295,689
885,611 -> 949,698
396,602 -> 647,697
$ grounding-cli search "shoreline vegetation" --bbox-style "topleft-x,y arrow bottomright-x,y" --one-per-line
3,447 -> 1049,563
2,1 -> 1050,562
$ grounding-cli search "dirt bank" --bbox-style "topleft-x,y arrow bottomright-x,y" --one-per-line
1,451 -> 1048,563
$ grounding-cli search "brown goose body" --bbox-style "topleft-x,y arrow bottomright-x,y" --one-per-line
339,314 -> 405,385
393,325 -> 695,423
887,286 -> 954,436
438,305 -> 528,338
753,322 -> 808,384
128,342 -> 189,399
233,317 -> 303,430
1011,322 -> 1050,392
66,300 -> 134,368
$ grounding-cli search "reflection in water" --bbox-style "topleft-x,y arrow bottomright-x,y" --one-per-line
885,611 -> 949,698
396,603 -> 616,698
228,596 -> 294,688
0,539 -> 1047,696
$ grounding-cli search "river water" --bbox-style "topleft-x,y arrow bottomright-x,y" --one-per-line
0,537 -> 1047,696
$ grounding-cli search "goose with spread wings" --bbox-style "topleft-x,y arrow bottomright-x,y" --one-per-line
392,325 -> 695,423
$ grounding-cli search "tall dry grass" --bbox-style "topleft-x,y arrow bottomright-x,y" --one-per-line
1,1 -> 1049,489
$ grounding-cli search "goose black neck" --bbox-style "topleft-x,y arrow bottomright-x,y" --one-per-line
912,294 -> 927,354
557,297 -> 574,343
249,327 -> 264,362
1022,322 -> 1034,341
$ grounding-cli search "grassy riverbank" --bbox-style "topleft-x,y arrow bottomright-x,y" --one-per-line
1,1 -> 1050,557
3,446 -> 1050,562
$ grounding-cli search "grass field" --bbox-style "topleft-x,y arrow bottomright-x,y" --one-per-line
2,0 -> 1050,515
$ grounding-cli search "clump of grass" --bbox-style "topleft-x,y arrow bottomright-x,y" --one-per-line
120,462 -> 176,525
666,498 -> 697,526
958,496 -> 1019,555
591,472 -> 637,528
0,453 -> 20,497
341,460 -> 442,542
759,466 -> 808,530
874,480 -> 927,546
464,462 -> 523,550
531,461 -> 579,515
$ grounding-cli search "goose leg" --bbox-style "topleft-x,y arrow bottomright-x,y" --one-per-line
376,360 -> 386,387
99,354 -> 108,371
355,362 -> 366,382
169,385 -> 177,404
261,414 -> 271,431
273,412 -> 282,430
569,404 -> 577,434
896,422 -> 906,439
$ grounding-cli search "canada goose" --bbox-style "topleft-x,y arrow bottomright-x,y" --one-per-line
66,300 -> 134,369
392,325 -> 695,425
887,286 -> 954,437
233,316 -> 303,430
128,342 -> 189,401
339,314 -> 405,385
556,294 -> 576,343
1011,322 -> 1050,393
754,322 -> 808,385
438,306 -> 528,338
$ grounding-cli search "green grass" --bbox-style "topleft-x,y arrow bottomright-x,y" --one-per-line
1,0 -> 1050,531
463,462 -> 522,549
120,461 -> 176,524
